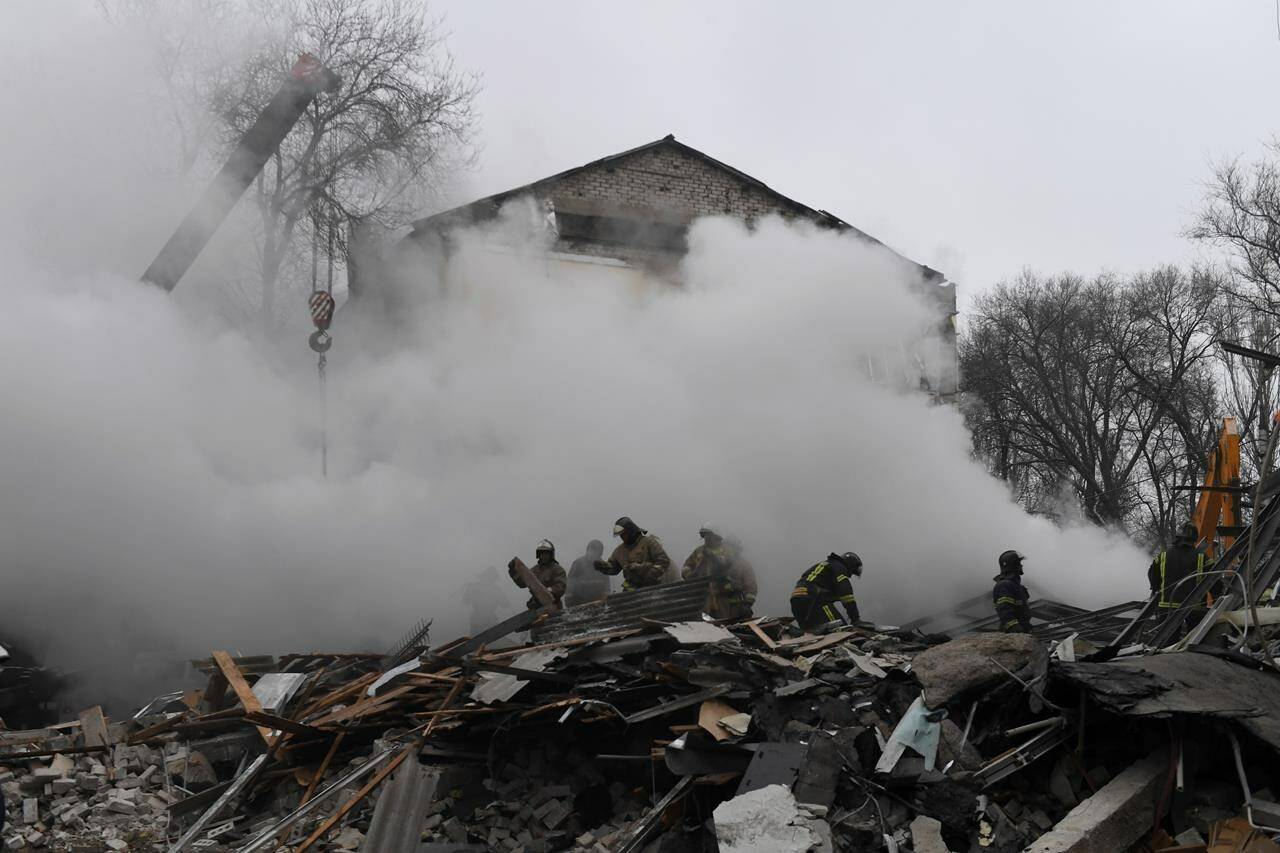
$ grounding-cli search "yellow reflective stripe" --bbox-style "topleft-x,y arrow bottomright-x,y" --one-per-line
995,596 -> 1019,605
791,587 -> 809,597
838,595 -> 856,604
1159,551 -> 1168,607
836,574 -> 849,583
823,605 -> 837,622
806,562 -> 827,583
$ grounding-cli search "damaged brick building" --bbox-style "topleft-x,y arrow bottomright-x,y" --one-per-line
388,135 -> 958,399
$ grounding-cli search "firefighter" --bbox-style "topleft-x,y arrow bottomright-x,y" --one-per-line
682,525 -> 758,620
992,550 -> 1032,633
1148,522 -> 1207,614
566,539 -> 612,606
508,539 -> 567,609
789,552 -> 862,632
593,516 -> 671,591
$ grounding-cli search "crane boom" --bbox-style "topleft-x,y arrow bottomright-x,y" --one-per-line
141,54 -> 339,292
1192,416 -> 1242,558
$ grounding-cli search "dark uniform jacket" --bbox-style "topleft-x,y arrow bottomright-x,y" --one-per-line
597,533 -> 671,591
509,560 -> 567,610
682,543 -> 758,620
790,557 -> 860,628
566,555 -> 611,606
1148,544 -> 1206,609
992,573 -> 1031,633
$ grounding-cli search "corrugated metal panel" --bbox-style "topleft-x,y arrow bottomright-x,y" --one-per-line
531,578 -> 711,643
360,758 -> 439,853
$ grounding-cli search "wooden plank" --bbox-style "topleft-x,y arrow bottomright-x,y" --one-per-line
78,706 -> 109,748
297,681 -> 463,853
128,714 -> 191,745
242,711 -> 326,739
300,732 -> 344,806
305,684 -> 418,728
295,744 -> 415,853
447,608 -> 544,657
745,619 -> 779,650
508,557 -> 557,609
212,650 -> 272,746
296,672 -> 379,721
698,699 -> 741,742
405,671 -> 461,685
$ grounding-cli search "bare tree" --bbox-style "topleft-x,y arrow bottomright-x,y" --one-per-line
104,0 -> 478,331
961,268 -> 1220,546
1190,151 -> 1280,472
1192,150 -> 1280,320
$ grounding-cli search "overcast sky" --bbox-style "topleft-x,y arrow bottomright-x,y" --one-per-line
432,1 -> 1280,305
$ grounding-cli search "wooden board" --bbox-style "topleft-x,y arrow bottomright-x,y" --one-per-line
212,650 -> 273,745
745,619 -> 779,650
509,557 -> 556,609
697,699 -> 741,742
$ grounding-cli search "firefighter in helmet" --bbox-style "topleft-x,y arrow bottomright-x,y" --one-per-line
594,516 -> 671,591
790,552 -> 863,631
1148,522 -> 1207,614
508,539 -> 567,609
992,550 -> 1032,633
682,524 -> 758,620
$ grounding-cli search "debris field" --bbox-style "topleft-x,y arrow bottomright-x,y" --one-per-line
4,571 -> 1280,852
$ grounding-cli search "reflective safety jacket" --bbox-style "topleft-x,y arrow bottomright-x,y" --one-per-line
509,560 -> 567,609
992,573 -> 1031,633
791,558 -> 859,623
1147,545 -> 1206,609
597,533 -> 671,592
682,543 -> 758,620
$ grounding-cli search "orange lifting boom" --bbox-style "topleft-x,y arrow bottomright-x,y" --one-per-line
1191,416 -> 1241,559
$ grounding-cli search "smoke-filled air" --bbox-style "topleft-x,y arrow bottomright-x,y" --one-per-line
0,4 -> 1148,705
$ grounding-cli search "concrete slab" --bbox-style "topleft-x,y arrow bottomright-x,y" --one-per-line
1025,752 -> 1166,853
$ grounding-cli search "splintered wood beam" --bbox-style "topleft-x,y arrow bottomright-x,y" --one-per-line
212,650 -> 273,746
295,743 -> 415,853
300,731 -> 345,806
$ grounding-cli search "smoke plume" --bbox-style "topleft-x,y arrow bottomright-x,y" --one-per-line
0,2 -> 1146,710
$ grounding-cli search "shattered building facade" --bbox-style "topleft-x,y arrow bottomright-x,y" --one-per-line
388,135 -> 959,399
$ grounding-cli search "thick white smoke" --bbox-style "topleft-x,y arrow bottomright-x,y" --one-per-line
0,2 -> 1146,709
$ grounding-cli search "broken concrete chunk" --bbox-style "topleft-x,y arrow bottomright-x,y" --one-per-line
909,815 -> 949,853
911,633 -> 1046,708
105,798 -> 136,816
713,784 -> 826,853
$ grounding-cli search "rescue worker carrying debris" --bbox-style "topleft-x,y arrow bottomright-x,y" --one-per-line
567,539 -> 612,606
992,550 -> 1032,633
1148,522 -> 1207,613
682,524 -> 758,620
508,540 -> 567,609
789,552 -> 862,631
594,516 -> 671,592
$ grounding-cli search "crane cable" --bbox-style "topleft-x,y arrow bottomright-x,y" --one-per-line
308,206 -> 336,478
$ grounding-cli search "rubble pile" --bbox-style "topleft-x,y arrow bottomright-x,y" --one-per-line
0,741 -> 172,850
3,575 -> 1280,851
